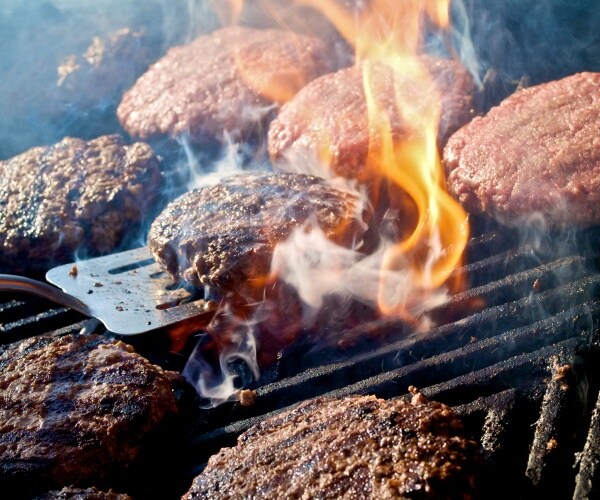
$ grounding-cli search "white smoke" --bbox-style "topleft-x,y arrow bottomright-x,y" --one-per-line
271,223 -> 451,334
182,305 -> 260,408
179,132 -> 272,192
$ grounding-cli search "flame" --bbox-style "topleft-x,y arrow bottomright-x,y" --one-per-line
299,0 -> 469,318
175,0 -> 471,405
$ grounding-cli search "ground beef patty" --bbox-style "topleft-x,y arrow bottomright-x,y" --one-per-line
0,135 -> 162,272
443,72 -> 600,227
184,393 -> 479,498
268,57 -> 476,182
0,334 -> 179,494
148,172 -> 367,296
117,26 -> 334,143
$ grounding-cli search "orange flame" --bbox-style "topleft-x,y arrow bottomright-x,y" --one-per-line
300,0 -> 469,317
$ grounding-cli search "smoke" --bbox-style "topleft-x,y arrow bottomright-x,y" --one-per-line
272,222 -> 451,331
178,131 -> 273,193
182,305 -> 260,407
448,0 -> 482,88
455,0 -> 600,108
0,0 -> 218,160
3,1 -> 600,158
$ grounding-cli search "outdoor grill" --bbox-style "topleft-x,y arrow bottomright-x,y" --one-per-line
2,1 -> 600,498
2,218 -> 599,499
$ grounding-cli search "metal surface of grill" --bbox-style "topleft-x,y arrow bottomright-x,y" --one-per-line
1,222 -> 599,499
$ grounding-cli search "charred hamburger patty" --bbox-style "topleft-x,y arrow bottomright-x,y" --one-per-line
443,72 -> 600,227
184,394 -> 479,498
117,26 -> 334,143
0,334 -> 179,493
0,134 -> 162,272
148,172 -> 367,295
268,57 -> 476,181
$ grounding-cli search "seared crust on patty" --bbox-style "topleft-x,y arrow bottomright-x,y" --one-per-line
148,173 -> 367,295
184,394 -> 479,499
443,72 -> 600,227
0,135 -> 162,272
117,26 -> 335,143
268,56 -> 476,181
0,334 -> 179,494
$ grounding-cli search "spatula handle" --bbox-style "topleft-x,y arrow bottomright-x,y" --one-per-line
0,274 -> 92,317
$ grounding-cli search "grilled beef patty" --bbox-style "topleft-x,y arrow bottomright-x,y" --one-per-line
0,134 -> 162,272
184,394 -> 479,498
148,172 -> 367,296
117,26 -> 334,143
443,72 -> 600,227
268,57 -> 476,182
0,334 -> 179,494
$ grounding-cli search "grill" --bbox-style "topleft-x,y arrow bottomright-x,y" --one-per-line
2,219 -> 599,499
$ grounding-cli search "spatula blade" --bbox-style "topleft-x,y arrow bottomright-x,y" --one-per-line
46,247 -> 214,335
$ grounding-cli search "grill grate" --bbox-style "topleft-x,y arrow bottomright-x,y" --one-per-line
1,223 -> 599,499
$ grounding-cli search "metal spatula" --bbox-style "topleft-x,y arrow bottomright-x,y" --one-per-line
0,247 -> 215,335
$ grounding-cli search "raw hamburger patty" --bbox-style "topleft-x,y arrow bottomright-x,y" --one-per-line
148,173 -> 367,295
443,72 -> 600,227
117,26 -> 334,142
184,394 -> 479,498
0,334 -> 179,493
268,57 -> 476,181
0,135 -> 162,272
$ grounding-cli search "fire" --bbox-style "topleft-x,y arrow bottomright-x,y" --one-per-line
299,0 -> 469,317
174,1 -> 472,404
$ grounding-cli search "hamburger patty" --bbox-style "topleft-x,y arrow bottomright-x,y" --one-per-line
268,57 -> 476,182
184,394 -> 479,498
117,26 -> 334,143
0,135 -> 162,272
0,334 -> 179,494
443,72 -> 600,227
148,172 -> 367,296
